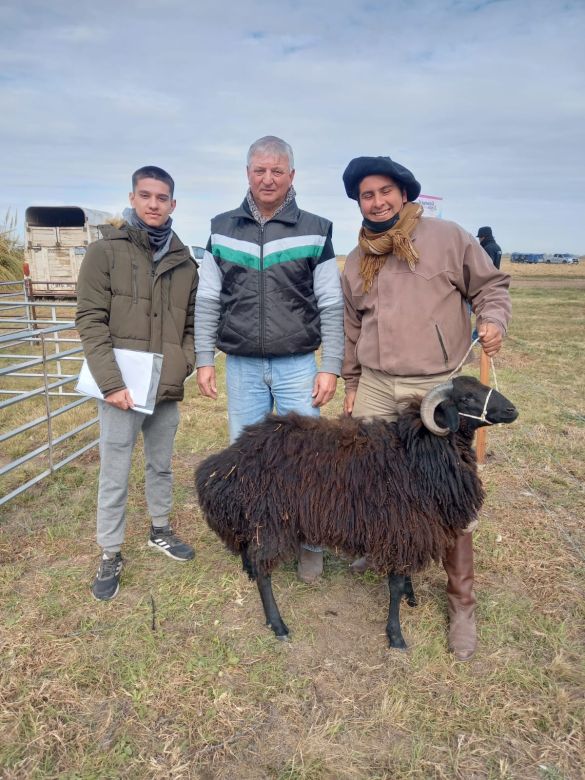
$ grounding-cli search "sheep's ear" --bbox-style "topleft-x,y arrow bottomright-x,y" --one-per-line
434,401 -> 460,432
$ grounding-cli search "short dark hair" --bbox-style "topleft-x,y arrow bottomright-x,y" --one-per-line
132,166 -> 175,198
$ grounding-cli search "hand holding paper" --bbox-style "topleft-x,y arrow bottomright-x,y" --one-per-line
104,387 -> 135,410
76,348 -> 163,415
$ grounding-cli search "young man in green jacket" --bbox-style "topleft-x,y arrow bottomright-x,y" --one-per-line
76,166 -> 199,601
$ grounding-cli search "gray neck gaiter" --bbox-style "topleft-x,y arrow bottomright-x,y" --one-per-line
123,207 -> 173,262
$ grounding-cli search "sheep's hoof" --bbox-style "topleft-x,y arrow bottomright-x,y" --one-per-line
388,637 -> 408,651
266,620 -> 290,640
405,596 -> 418,608
276,633 -> 290,642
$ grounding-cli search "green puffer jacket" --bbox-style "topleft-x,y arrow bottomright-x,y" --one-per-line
76,222 -> 198,402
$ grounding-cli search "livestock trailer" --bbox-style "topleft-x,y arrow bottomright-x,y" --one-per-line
24,206 -> 112,298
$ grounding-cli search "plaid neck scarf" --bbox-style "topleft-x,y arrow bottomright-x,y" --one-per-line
246,186 -> 296,226
358,201 -> 423,292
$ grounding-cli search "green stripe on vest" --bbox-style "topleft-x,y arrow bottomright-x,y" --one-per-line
263,244 -> 323,269
212,244 -> 260,270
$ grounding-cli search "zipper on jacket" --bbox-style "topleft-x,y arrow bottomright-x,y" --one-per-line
167,273 -> 173,310
132,264 -> 138,304
259,224 -> 265,355
435,324 -> 449,365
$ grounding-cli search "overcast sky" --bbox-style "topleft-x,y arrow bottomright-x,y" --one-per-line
1,0 -> 583,254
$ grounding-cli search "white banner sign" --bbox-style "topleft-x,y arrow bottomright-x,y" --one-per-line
416,194 -> 443,218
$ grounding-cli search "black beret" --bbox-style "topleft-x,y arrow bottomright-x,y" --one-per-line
342,156 -> 421,202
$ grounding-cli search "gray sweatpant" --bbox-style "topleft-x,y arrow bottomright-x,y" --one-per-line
96,400 -> 180,552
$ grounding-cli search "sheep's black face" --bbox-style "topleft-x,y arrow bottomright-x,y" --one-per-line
484,388 -> 519,424
452,376 -> 518,427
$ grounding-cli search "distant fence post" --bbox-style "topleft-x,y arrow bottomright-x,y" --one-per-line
475,350 -> 490,465
23,276 -> 38,328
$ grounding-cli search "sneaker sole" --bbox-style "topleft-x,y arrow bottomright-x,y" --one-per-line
91,582 -> 120,601
147,540 -> 194,561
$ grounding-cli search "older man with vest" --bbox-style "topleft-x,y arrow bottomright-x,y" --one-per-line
195,135 -> 344,583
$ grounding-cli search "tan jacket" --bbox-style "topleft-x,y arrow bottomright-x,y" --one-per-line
341,217 -> 511,390
76,223 -> 198,402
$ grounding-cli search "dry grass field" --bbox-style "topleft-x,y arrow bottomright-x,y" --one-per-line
0,263 -> 584,779
335,256 -> 585,280
500,256 -> 584,278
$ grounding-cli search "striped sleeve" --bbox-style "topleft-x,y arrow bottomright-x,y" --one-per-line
313,255 -> 344,375
195,247 -> 222,367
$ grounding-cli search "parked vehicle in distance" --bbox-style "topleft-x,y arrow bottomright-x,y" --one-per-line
190,246 -> 205,266
544,253 -> 580,264
510,252 -> 544,264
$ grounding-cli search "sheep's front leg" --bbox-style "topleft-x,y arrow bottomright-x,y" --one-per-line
387,573 -> 408,650
257,573 -> 289,640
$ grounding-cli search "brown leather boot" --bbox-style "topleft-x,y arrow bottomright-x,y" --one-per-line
443,533 -> 477,661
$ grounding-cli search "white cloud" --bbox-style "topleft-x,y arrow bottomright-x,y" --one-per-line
0,0 -> 583,252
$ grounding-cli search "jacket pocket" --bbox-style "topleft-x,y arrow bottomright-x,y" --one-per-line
434,323 -> 449,365
131,264 -> 138,304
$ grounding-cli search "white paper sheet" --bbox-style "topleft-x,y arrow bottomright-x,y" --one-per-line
76,348 -> 163,415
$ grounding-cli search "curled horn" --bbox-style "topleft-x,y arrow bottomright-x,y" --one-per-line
420,381 -> 453,436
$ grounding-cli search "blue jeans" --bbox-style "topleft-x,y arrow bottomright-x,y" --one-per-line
226,352 -> 321,554
226,352 -> 320,443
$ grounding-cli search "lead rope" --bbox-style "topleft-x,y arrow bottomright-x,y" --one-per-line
447,337 -> 499,390
448,337 -> 500,425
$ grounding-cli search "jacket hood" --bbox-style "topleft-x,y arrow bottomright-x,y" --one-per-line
98,221 -> 187,254
107,215 -> 126,229
99,221 -> 128,239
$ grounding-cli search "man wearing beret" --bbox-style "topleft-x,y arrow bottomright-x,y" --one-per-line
341,155 -> 511,661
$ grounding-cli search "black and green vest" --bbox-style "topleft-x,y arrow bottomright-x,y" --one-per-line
208,198 -> 334,357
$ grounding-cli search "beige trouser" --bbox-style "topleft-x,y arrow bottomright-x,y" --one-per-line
353,367 -> 454,422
